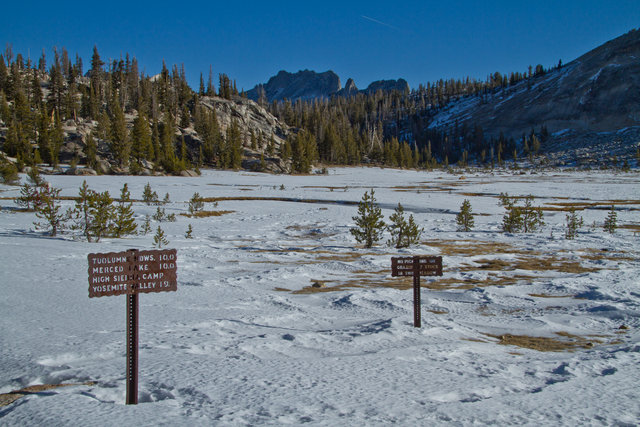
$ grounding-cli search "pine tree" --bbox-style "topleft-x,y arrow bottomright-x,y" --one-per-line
70,180 -> 95,241
499,193 -> 544,233
153,226 -> 169,248
34,185 -> 65,236
84,132 -> 98,171
49,111 -> 64,168
350,189 -> 385,248
88,190 -> 114,242
142,182 -> 159,205
112,183 -> 137,237
15,182 -> 41,211
185,224 -> 194,239
387,203 -> 422,248
131,111 -> 152,165
456,199 -> 475,232
564,209 -> 584,240
141,215 -> 152,235
188,192 -> 204,214
109,97 -> 130,167
603,206 -> 617,234
500,193 -> 523,233
520,195 -> 545,232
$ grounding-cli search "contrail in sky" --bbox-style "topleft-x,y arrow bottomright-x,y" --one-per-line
361,15 -> 400,31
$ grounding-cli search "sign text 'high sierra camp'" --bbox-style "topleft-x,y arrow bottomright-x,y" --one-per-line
88,249 -> 177,298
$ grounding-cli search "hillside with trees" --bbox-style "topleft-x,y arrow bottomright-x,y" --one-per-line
1,29 -> 639,178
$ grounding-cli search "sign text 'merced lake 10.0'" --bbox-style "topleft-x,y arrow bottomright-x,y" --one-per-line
88,249 -> 177,298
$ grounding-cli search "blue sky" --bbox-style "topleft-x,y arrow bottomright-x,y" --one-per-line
1,1 -> 638,92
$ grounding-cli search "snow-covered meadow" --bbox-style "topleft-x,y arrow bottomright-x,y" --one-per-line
1,167 -> 639,425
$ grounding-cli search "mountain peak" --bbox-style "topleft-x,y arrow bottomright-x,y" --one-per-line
246,70 -> 341,102
247,71 -> 410,102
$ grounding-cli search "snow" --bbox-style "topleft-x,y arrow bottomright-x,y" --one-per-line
1,167 -> 640,425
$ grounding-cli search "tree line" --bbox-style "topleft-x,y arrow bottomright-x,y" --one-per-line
0,43 -> 559,175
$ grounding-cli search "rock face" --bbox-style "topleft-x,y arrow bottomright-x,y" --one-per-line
247,71 -> 410,102
246,70 -> 341,102
40,94 -> 292,175
335,78 -> 359,97
427,29 -> 640,141
198,96 -> 289,144
362,78 -> 410,94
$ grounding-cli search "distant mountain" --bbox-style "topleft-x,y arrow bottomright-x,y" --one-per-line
246,70 -> 341,102
362,78 -> 409,95
246,70 -> 410,102
424,28 -> 640,163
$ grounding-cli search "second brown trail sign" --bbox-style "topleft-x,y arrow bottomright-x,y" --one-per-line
391,256 -> 443,327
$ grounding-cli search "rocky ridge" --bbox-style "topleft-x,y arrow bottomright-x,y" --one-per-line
246,70 -> 410,102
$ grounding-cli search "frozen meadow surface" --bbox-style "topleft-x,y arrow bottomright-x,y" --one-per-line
1,167 -> 639,426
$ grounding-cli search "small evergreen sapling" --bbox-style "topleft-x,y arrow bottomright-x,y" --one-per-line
564,209 -> 584,240
188,192 -> 204,215
350,189 -> 385,248
153,226 -> 169,248
112,183 -> 137,238
520,195 -> 545,232
185,224 -> 194,239
499,193 -> 522,233
141,215 -> 152,235
70,180 -> 95,241
16,182 -> 43,211
142,182 -> 159,205
88,190 -> 114,242
387,203 -> 422,248
603,205 -> 617,234
499,193 -> 544,233
34,185 -> 66,236
456,199 -> 475,232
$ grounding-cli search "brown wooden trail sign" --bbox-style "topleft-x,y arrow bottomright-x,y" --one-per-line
88,248 -> 178,405
391,256 -> 443,328
88,249 -> 177,297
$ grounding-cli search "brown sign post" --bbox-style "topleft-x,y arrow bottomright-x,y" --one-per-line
391,256 -> 443,327
88,248 -> 177,405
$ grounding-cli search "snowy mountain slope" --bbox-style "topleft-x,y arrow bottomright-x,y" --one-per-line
428,29 -> 640,140
1,168 -> 639,425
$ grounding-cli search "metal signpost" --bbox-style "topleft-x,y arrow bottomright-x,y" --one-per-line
391,256 -> 443,327
88,248 -> 177,405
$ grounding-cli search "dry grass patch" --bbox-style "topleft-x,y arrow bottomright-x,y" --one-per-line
620,223 -> 640,233
200,196 -> 358,207
486,332 -> 601,352
577,248 -> 638,263
0,381 -> 97,407
180,210 -> 234,218
544,200 -> 640,212
457,255 -> 600,274
423,240 -> 539,257
529,293 -> 575,298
